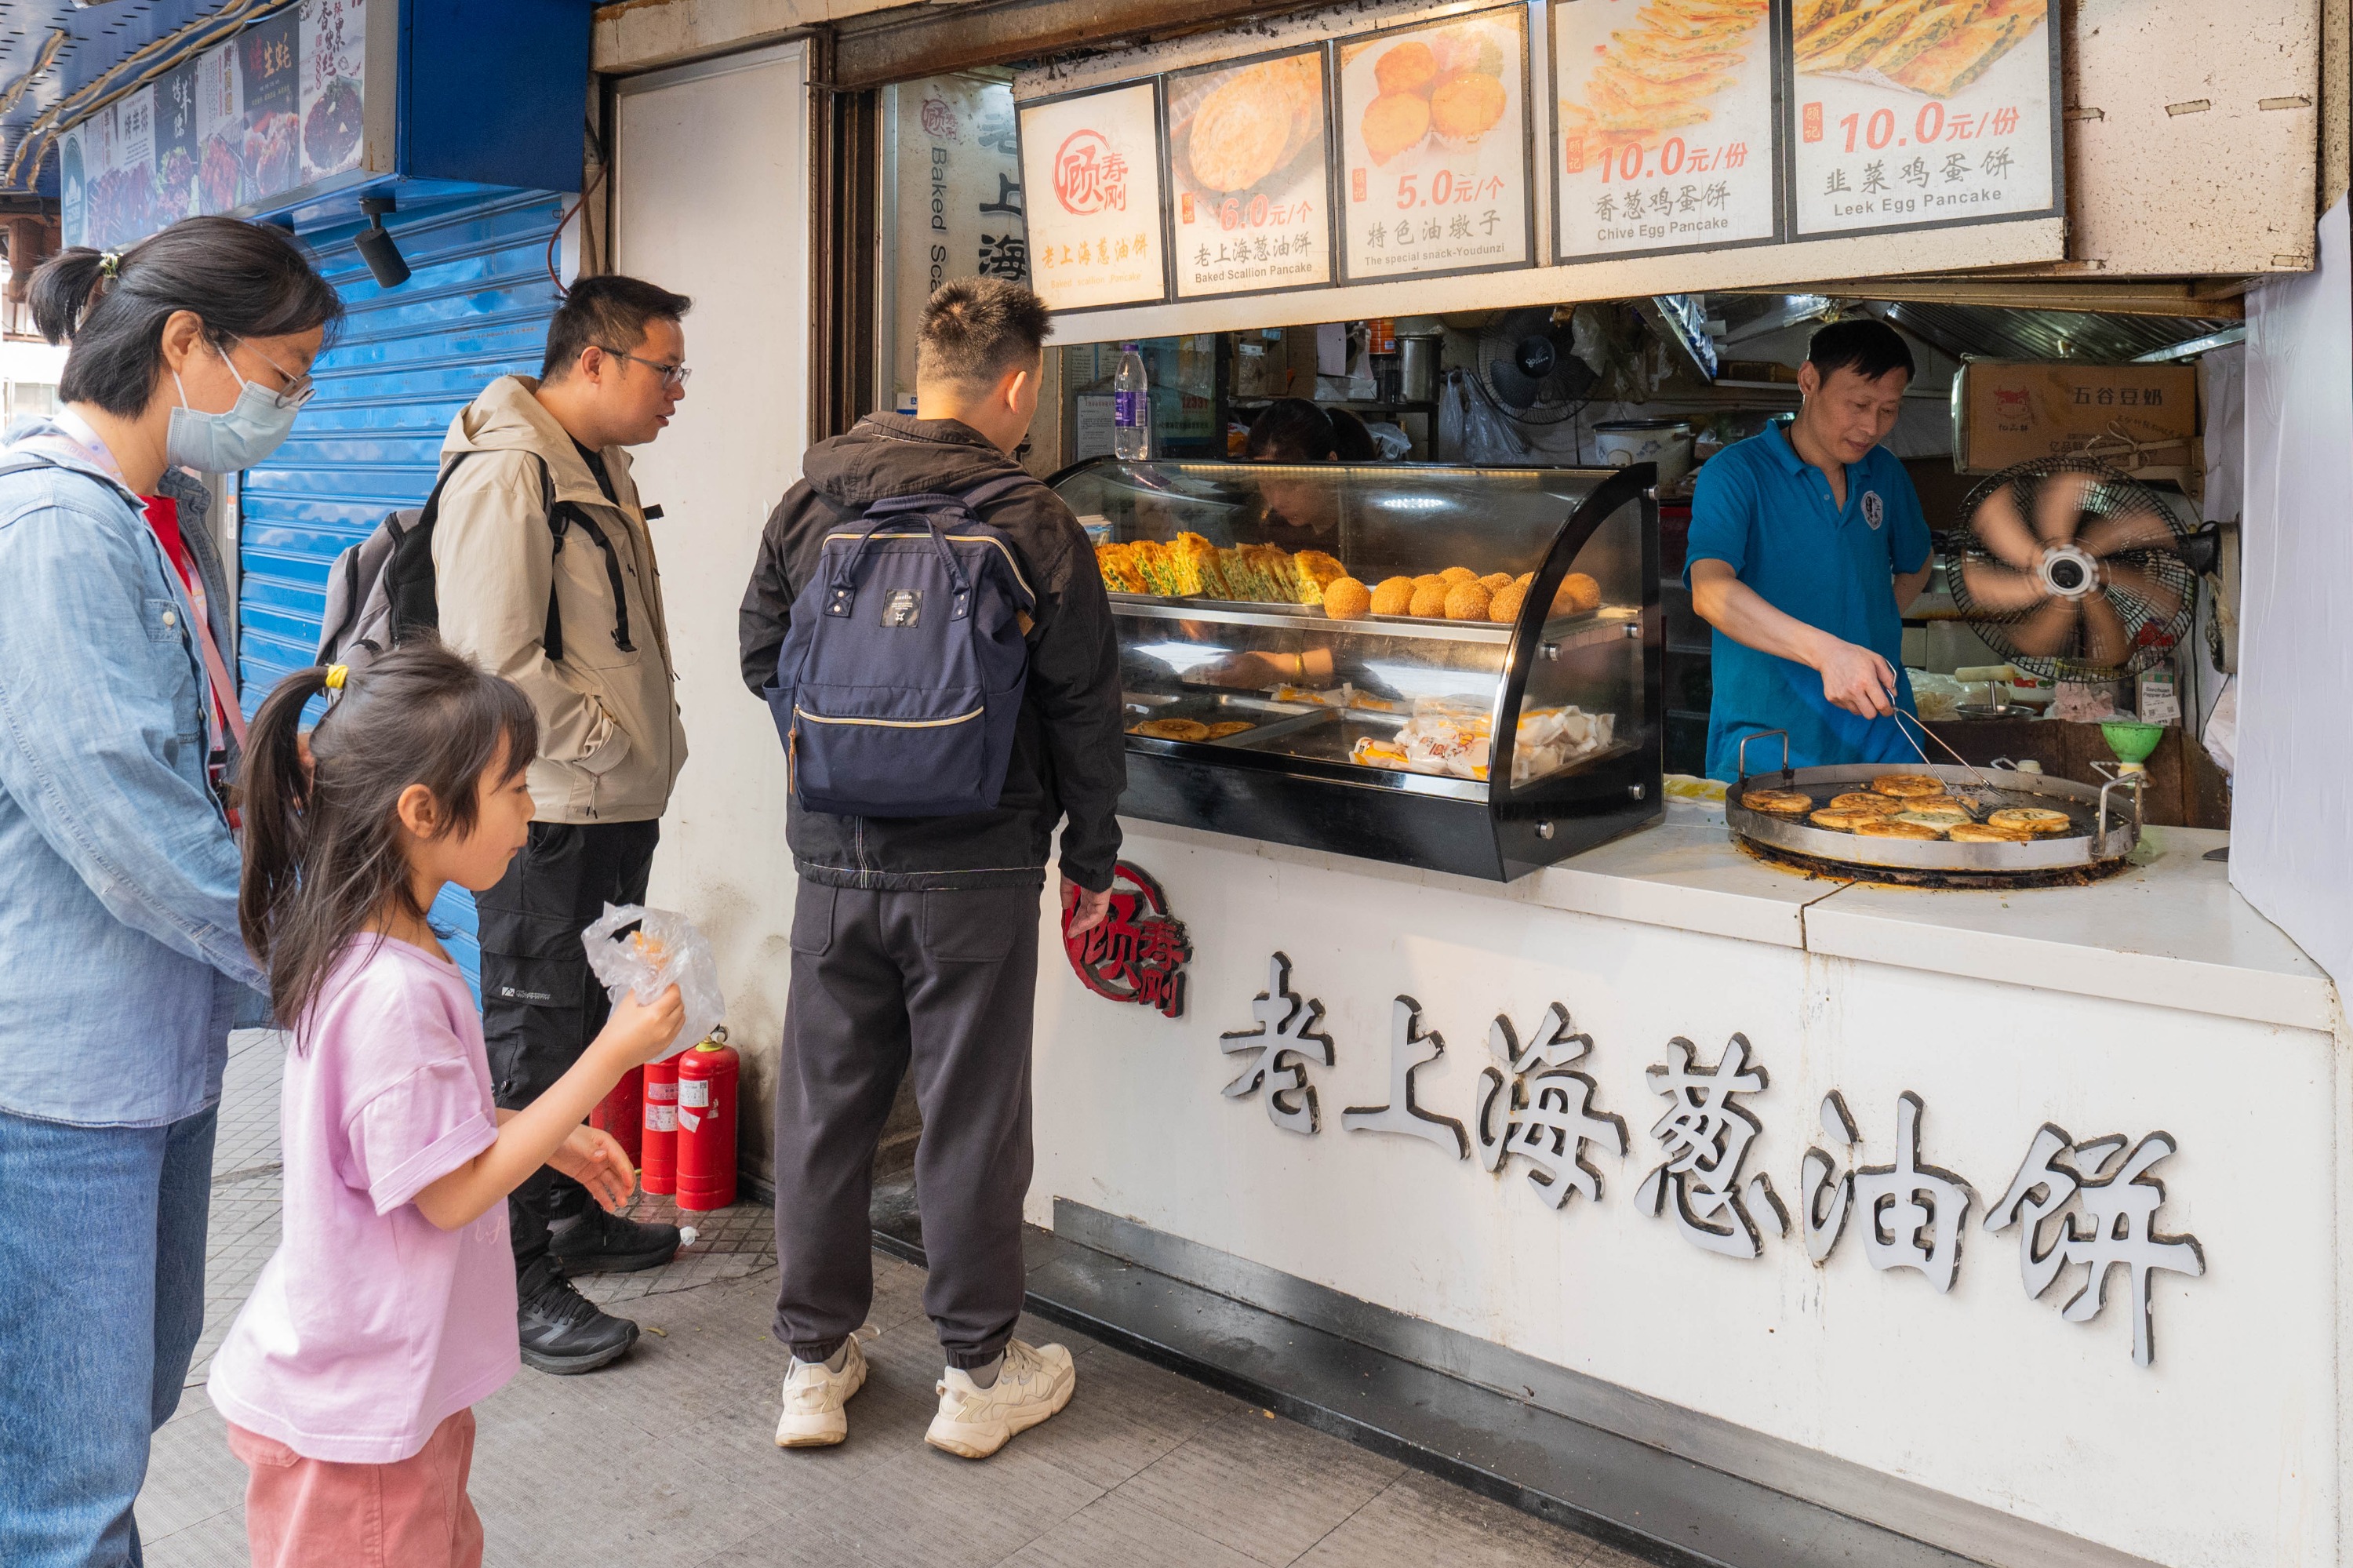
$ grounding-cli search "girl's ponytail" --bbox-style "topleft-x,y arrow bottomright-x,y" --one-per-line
237,665 -> 335,984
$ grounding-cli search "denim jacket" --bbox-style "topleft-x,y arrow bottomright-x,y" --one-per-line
0,421 -> 264,1128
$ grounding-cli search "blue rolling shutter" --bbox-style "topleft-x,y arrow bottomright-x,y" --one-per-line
239,188 -> 568,990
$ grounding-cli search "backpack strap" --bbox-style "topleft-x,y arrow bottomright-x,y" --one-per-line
532,457 -> 636,660
382,449 -> 482,645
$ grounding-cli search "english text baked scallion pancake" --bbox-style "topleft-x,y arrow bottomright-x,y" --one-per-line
1741,788 -> 1814,815
1869,773 -> 1947,799
1826,791 -> 1904,813
1987,806 -> 2073,835
1853,817 -> 1944,840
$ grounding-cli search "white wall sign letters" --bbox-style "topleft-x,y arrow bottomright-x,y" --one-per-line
1214,958 -> 2206,1366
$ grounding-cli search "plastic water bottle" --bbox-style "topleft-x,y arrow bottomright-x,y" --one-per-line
1114,343 -> 1151,460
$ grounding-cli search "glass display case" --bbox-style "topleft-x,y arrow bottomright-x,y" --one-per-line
1053,459 -> 1662,880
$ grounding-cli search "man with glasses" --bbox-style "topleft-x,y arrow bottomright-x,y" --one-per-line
432,274 -> 694,1373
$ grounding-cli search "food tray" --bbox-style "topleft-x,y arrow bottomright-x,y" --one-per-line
1729,743 -> 2143,878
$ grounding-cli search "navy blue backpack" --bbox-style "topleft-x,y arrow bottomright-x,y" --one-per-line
766,476 -> 1037,817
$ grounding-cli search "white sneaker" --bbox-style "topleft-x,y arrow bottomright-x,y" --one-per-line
775,1334 -> 868,1448
924,1339 -> 1076,1459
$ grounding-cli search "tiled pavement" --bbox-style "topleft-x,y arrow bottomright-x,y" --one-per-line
140,1033 -> 1647,1568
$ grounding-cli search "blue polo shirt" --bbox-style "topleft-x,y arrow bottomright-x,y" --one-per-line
1686,423 -> 1930,780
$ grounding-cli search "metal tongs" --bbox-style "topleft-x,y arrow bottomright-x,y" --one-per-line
1888,708 -> 2035,809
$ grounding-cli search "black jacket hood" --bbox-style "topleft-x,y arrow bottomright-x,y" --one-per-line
801,413 -> 1024,510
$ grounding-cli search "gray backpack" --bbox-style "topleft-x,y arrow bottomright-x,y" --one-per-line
316,450 -> 635,671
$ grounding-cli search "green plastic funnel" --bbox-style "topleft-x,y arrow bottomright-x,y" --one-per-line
2100,720 -> 2165,774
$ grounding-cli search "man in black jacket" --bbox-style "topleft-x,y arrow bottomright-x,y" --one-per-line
739,278 -> 1123,1459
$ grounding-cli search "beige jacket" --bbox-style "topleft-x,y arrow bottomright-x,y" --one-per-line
433,376 -> 686,823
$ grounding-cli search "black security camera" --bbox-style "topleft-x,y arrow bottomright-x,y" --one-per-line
355,195 -> 409,289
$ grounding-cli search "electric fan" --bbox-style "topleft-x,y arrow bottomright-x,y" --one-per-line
1947,457 -> 2209,679
1473,308 -> 1598,427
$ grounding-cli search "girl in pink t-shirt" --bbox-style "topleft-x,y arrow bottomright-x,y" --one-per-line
209,643 -> 684,1568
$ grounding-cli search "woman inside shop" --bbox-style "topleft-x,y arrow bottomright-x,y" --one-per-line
0,217 -> 340,1568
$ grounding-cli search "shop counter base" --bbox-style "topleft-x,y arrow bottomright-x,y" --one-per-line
871,1199 -> 2002,1568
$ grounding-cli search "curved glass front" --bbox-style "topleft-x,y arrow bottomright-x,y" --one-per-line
1058,460 -> 1646,798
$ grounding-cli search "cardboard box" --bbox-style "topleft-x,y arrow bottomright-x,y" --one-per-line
1951,360 -> 2198,475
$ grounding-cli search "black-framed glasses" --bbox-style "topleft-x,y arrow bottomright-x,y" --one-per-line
599,347 -> 691,389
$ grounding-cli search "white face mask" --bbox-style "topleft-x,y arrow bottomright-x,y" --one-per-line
166,339 -> 308,473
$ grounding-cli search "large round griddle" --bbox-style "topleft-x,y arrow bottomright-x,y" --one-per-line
1729,751 -> 2143,882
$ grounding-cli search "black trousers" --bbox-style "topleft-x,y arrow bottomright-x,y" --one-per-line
772,879 -> 1040,1369
477,818 -> 661,1272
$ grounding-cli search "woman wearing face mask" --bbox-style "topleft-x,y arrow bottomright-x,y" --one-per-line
0,216 -> 339,1568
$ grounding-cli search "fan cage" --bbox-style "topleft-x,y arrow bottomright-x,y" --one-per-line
1946,457 -> 2196,680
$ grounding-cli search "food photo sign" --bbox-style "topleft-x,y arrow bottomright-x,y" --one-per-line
1551,0 -> 1784,262
1786,0 -> 2058,238
1334,5 -> 1536,284
61,0 -> 371,249
1018,80 -> 1171,311
1164,47 -> 1335,300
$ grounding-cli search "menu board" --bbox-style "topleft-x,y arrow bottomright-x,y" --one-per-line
1019,81 -> 1169,311
1552,0 -> 1780,262
1335,6 -> 1534,283
1787,0 -> 2057,237
886,75 -> 1029,404
59,0 -> 369,249
300,0 -> 369,186
1164,47 -> 1333,299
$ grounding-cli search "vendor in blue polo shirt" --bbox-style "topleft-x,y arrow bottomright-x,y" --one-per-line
1687,319 -> 1934,780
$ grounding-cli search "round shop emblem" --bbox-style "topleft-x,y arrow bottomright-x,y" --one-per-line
1862,490 -> 1886,529
1063,861 -> 1191,1019
1053,129 -> 1129,216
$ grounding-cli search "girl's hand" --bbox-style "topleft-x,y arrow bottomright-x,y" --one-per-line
596,984 -> 687,1067
549,1124 -> 637,1213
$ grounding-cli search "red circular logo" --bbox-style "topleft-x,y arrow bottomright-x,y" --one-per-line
919,96 -> 958,140
1063,862 -> 1190,1019
1053,129 -> 1129,216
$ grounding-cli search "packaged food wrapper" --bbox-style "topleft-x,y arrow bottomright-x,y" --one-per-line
581,903 -> 725,1060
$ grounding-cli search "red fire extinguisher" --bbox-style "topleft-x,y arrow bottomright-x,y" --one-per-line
641,1054 -> 678,1196
676,1026 -> 738,1212
591,1064 -> 643,1166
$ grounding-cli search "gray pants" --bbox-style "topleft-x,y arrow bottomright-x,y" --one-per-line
773,879 -> 1040,1369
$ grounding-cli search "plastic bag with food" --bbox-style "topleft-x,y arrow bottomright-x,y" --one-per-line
581,903 -> 725,1060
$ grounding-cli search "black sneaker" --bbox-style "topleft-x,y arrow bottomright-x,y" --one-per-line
517,1257 -> 639,1375
547,1202 -> 682,1275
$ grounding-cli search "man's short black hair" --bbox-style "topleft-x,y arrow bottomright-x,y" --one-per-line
917,277 -> 1051,388
1807,318 -> 1915,384
1246,398 -> 1335,462
542,274 -> 693,381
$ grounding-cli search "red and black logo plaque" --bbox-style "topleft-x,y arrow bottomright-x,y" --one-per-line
1062,861 -> 1191,1019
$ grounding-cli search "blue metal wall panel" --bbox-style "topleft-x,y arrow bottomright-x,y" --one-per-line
242,186 -> 567,991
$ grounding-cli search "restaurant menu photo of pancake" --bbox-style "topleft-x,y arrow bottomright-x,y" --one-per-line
1553,0 -> 1780,263
1336,6 -> 1534,282
1165,49 -> 1334,299
1787,0 -> 2057,238
1019,80 -> 1170,311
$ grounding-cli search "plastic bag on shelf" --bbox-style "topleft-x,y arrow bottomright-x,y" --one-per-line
1438,369 -> 1532,464
581,903 -> 725,1060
